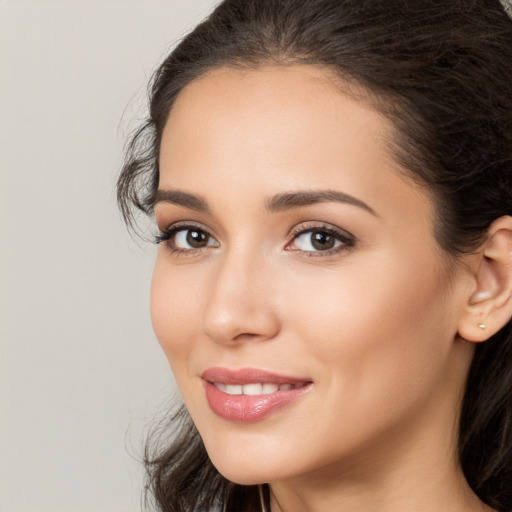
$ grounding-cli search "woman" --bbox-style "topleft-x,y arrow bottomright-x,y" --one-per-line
117,1 -> 512,511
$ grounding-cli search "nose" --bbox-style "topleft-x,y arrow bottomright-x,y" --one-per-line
203,249 -> 280,346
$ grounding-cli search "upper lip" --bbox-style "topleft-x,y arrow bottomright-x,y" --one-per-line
201,367 -> 312,385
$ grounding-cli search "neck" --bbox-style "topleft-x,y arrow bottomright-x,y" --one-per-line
269,463 -> 491,512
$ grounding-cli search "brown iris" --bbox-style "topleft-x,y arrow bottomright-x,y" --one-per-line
311,231 -> 336,251
186,229 -> 209,248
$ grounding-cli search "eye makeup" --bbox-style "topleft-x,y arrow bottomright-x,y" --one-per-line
155,219 -> 356,259
154,221 -> 219,256
285,221 -> 356,258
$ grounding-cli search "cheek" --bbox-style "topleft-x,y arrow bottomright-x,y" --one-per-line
283,253 -> 453,393
149,256 -> 200,367
272,256 -> 457,463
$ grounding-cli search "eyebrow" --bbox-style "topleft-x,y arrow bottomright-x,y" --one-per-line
153,188 -> 376,216
265,190 -> 377,216
153,189 -> 209,212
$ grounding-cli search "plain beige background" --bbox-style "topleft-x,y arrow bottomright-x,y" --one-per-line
0,1 -> 219,510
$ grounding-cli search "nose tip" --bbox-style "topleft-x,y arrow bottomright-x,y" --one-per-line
204,307 -> 280,345
202,261 -> 280,346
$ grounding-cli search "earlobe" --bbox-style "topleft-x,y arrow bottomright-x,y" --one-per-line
457,216 -> 512,343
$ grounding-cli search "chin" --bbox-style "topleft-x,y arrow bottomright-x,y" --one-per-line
204,443 -> 288,485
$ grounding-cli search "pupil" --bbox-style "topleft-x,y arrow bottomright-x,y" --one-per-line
187,230 -> 207,248
312,231 -> 334,250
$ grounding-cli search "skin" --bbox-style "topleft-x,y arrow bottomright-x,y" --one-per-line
151,65 -> 497,512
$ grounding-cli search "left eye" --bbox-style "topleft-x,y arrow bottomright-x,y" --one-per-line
291,230 -> 345,252
173,228 -> 217,249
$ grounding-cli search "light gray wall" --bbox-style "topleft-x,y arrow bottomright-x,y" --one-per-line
0,1 -> 219,510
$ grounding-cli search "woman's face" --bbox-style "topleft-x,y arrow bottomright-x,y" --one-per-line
151,65 -> 474,485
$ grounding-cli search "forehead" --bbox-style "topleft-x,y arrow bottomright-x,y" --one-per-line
162,66 -> 389,171
158,65 -> 432,224
162,64 -> 388,151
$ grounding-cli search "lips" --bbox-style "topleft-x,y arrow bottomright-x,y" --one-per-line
202,367 -> 312,423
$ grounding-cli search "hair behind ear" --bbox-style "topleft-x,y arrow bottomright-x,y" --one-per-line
459,318 -> 512,510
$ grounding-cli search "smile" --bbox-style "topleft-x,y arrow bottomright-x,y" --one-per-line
202,368 -> 312,422
213,382 -> 308,395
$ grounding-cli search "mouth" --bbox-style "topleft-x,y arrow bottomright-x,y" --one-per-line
201,367 -> 313,422
212,381 -> 308,395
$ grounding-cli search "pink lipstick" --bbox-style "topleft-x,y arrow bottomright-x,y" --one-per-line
202,367 -> 312,423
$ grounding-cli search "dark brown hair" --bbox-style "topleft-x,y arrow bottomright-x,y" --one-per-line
118,1 -> 512,510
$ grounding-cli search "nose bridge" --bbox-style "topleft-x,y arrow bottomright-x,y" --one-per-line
203,243 -> 279,345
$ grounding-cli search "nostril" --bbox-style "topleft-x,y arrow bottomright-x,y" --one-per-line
233,332 -> 264,342
203,313 -> 280,346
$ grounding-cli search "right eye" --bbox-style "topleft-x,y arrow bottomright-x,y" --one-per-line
155,225 -> 219,252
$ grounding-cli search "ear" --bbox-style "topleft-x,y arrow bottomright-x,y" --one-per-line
458,216 -> 512,343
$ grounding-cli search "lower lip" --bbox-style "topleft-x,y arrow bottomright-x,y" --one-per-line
205,381 -> 312,423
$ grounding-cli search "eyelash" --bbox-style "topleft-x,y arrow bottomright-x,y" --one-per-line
287,222 -> 355,257
154,221 -> 355,258
154,222 -> 214,256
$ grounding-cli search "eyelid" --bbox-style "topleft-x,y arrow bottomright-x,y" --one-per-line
286,221 -> 356,255
154,221 -> 219,249
154,220 -> 355,257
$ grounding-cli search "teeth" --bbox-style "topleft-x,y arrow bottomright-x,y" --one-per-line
262,383 -> 279,394
243,383 -> 263,395
225,384 -> 243,395
215,382 -> 227,392
214,382 -> 304,395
